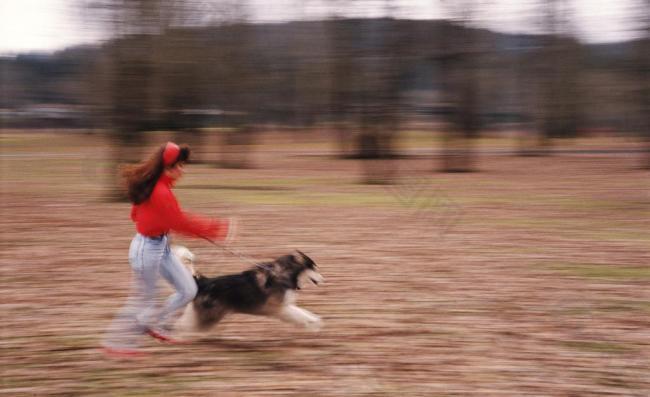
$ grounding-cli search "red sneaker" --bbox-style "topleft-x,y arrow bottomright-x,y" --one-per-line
101,346 -> 146,359
145,327 -> 187,344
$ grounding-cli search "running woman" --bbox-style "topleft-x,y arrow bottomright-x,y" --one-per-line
103,142 -> 235,356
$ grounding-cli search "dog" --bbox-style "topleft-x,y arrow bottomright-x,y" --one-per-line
172,246 -> 324,336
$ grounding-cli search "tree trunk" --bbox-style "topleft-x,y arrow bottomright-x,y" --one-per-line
220,126 -> 255,169
441,131 -> 475,172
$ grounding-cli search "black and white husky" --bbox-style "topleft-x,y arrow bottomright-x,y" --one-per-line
172,246 -> 324,337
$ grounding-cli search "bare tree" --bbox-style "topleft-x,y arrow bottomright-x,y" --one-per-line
527,0 -> 583,155
358,17 -> 406,183
86,0 -> 259,171
324,0 -> 359,157
436,1 -> 482,172
215,8 -> 258,169
326,15 -> 357,157
324,0 -> 404,183
637,0 -> 650,168
83,0 -> 168,198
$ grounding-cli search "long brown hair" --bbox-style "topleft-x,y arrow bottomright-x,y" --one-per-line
121,143 -> 190,204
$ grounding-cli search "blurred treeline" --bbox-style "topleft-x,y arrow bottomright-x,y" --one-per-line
1,0 -> 648,176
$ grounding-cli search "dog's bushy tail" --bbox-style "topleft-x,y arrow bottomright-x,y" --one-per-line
193,273 -> 210,292
171,245 -> 197,276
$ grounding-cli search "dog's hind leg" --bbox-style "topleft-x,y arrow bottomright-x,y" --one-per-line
275,304 -> 322,331
174,303 -> 227,340
196,308 -> 226,332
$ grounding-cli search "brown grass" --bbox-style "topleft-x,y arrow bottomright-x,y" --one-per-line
1,130 -> 648,396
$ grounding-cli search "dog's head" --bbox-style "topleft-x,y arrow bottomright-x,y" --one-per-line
263,250 -> 323,290
293,250 -> 324,289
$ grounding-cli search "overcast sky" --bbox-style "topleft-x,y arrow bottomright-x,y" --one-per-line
0,0 -> 644,55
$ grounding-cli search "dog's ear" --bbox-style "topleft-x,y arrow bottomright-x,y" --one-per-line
295,250 -> 316,269
292,250 -> 305,265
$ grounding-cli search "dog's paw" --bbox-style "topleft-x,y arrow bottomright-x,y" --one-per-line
305,316 -> 323,332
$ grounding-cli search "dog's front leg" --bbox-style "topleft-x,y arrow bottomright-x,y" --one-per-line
276,304 -> 322,331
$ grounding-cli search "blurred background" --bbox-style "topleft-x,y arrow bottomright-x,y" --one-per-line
2,0 -> 649,181
1,1 -> 649,396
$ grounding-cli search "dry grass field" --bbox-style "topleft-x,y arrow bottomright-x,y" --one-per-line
1,130 -> 648,396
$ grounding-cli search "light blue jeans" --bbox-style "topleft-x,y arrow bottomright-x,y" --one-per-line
103,233 -> 197,349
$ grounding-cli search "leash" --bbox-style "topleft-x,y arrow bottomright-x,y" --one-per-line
206,239 -> 261,268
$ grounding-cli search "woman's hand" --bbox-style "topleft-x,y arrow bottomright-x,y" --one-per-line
224,217 -> 238,245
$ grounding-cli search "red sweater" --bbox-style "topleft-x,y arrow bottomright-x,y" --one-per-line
131,174 -> 227,240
